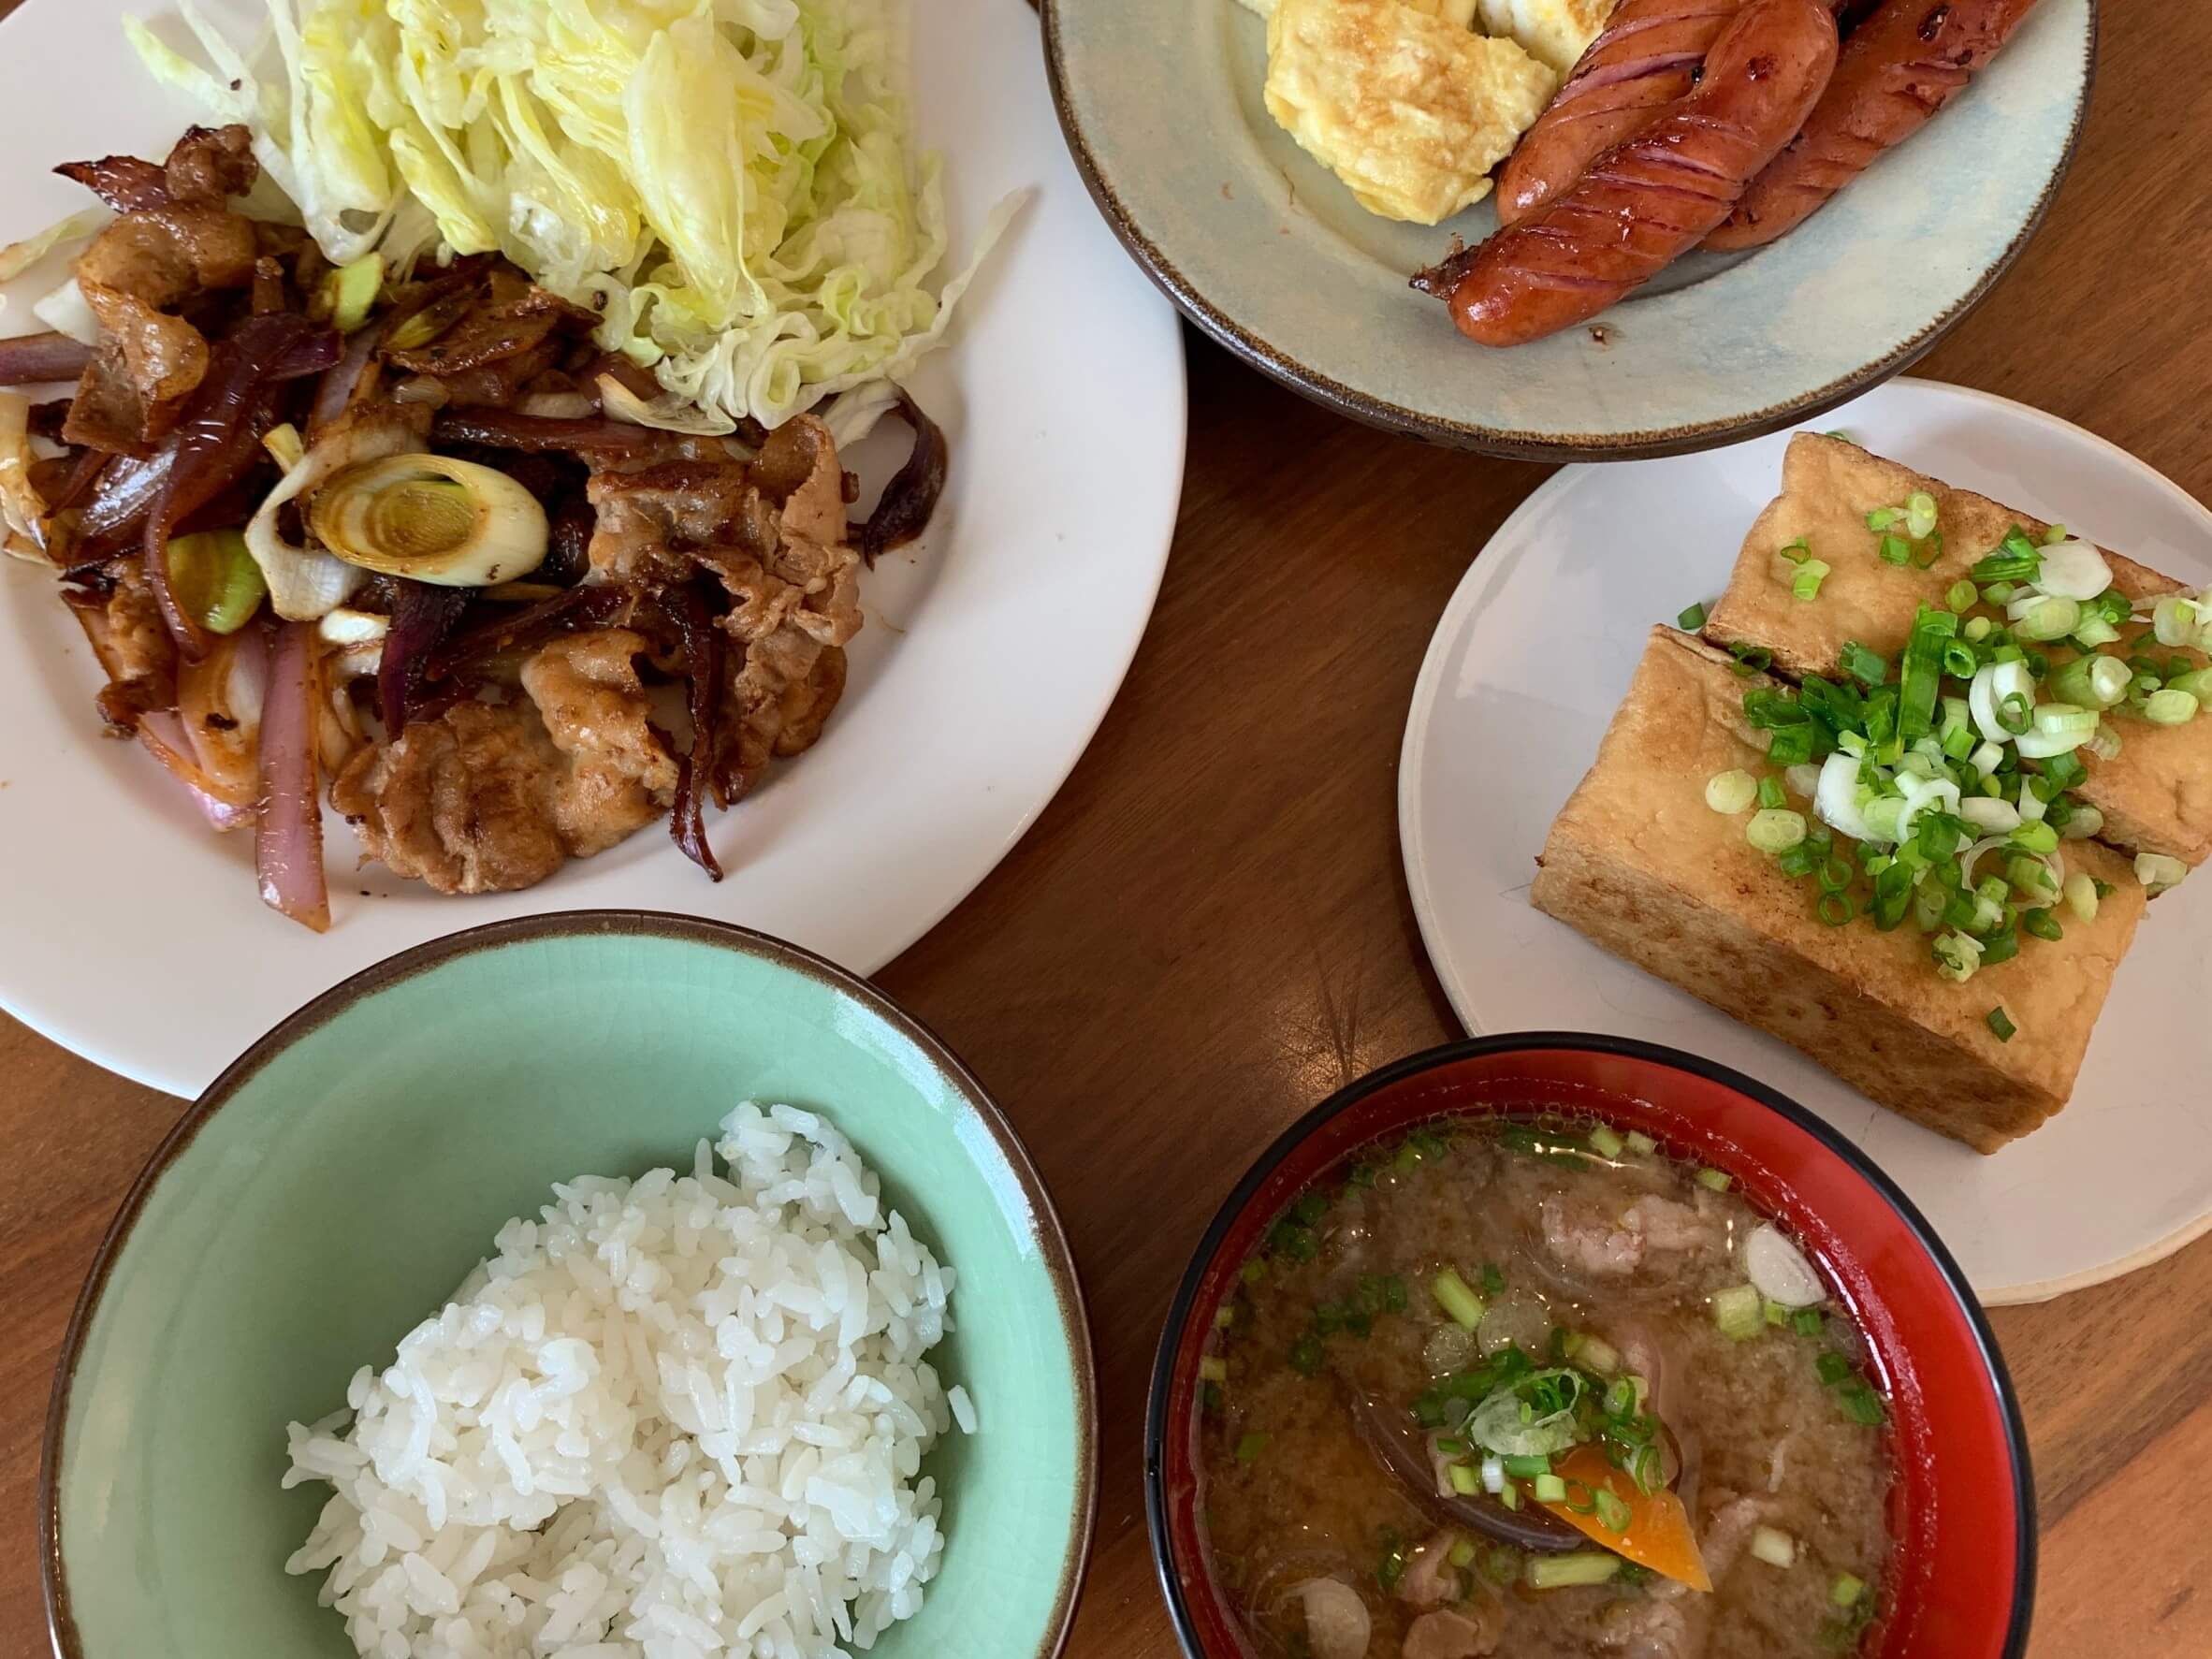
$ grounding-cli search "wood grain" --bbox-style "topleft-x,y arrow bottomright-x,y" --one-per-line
2,3 -> 2207,1655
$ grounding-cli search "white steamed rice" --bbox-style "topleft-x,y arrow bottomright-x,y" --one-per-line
282,1102 -> 964,1659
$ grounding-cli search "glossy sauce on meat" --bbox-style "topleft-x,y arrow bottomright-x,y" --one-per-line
1195,1114 -> 1895,1659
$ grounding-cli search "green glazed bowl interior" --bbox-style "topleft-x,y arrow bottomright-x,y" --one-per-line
43,913 -> 1095,1659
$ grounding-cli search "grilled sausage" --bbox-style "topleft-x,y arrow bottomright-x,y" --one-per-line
1495,0 -> 1748,226
1706,0 -> 2041,250
1419,0 -> 1839,347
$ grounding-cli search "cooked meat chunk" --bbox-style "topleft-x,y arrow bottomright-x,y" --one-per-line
1394,1532 -> 1463,1609
62,556 -> 177,731
73,282 -> 208,440
74,203 -> 257,307
162,124 -> 257,204
56,124 -> 256,213
586,415 -> 862,807
332,701 -> 572,894
586,459 -> 758,584
518,629 -> 681,856
64,197 -> 256,451
331,630 -> 675,895
1540,1193 -> 1722,1281
384,267 -> 599,378
1402,1608 -> 1500,1659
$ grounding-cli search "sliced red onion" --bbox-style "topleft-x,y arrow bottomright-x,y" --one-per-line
309,325 -> 380,437
256,618 -> 331,932
137,708 -> 255,825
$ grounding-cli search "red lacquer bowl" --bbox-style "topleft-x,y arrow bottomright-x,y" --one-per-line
1144,1034 -> 2033,1659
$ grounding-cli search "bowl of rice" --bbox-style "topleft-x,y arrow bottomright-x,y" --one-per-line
41,912 -> 1095,1659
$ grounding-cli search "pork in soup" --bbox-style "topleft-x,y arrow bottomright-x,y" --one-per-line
1194,1114 -> 1895,1659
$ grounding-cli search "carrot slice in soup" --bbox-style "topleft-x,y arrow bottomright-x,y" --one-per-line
1533,1445 -> 1711,1592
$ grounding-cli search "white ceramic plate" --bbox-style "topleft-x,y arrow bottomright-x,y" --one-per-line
1400,378 -> 2212,1304
0,0 -> 1186,1099
1046,0 -> 2092,458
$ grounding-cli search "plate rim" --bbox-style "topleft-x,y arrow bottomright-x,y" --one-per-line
1397,374 -> 2212,1305
1041,0 -> 2100,461
41,909 -> 1101,1659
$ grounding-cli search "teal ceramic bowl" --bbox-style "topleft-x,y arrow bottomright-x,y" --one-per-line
41,913 -> 1095,1659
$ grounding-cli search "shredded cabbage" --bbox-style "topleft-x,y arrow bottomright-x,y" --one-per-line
128,0 -> 1015,431
0,209 -> 111,284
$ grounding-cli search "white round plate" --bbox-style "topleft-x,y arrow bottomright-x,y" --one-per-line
0,0 -> 1186,1098
1400,377 -> 2212,1304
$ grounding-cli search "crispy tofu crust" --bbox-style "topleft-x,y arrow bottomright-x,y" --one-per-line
1702,433 -> 2212,866
1531,627 -> 2148,1153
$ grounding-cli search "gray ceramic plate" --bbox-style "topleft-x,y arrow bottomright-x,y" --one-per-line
1043,0 -> 2094,459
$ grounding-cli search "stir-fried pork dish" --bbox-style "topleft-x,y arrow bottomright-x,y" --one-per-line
0,125 -> 945,929
1196,1114 -> 1896,1659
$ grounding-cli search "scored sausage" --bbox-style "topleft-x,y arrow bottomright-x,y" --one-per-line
1706,0 -> 2042,250
1419,0 -> 1839,347
1495,0 -> 1748,227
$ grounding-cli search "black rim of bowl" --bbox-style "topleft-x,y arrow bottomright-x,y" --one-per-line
42,910 -> 1099,1659
1142,1030 -> 2036,1659
1040,0 -> 2099,462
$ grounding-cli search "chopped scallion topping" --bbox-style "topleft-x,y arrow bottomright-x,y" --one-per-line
1793,560 -> 1830,602
1432,1269 -> 1486,1332
1712,1284 -> 1763,1342
1593,1488 -> 1632,1533
1200,1356 -> 1227,1383
1749,1526 -> 1798,1569
1677,601 -> 1710,630
1832,1572 -> 1867,1608
1986,1006 -> 2017,1042
1235,1431 -> 1269,1463
1748,808 -> 1809,853
1706,768 -> 1758,814
1589,1125 -> 1625,1159
1778,536 -> 1812,565
1695,1166 -> 1733,1193
1840,640 -> 1889,686
1525,1552 -> 1621,1591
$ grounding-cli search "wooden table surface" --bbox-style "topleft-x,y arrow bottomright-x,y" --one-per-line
6,3 -> 2210,1655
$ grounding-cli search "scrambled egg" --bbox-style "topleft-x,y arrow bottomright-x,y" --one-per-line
1236,0 -> 1477,20
1263,0 -> 1557,225
1475,0 -> 1612,76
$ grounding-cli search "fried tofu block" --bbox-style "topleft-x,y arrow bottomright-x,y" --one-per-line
1702,433 -> 2212,866
1266,0 -> 1558,225
1531,627 -> 2148,1153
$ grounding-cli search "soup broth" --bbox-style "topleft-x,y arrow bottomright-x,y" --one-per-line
1194,1113 -> 1896,1659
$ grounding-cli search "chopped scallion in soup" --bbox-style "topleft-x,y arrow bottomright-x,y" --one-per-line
1195,1113 -> 1895,1659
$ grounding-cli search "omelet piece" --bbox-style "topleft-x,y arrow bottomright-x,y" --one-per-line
1265,0 -> 1558,225
1475,0 -> 1616,77
1236,0 -> 1477,22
